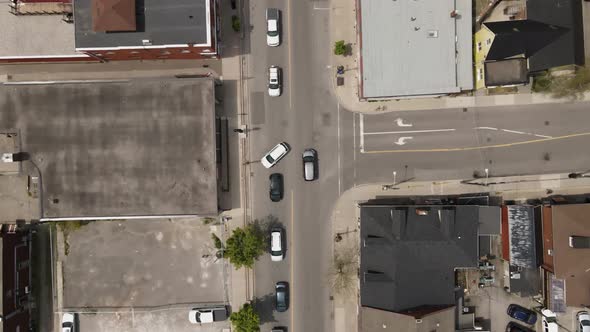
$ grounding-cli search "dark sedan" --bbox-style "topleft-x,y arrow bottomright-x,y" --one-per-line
507,304 -> 537,325
269,173 -> 284,202
506,321 -> 535,332
275,281 -> 289,312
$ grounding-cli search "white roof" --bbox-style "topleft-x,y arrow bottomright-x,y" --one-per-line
359,0 -> 473,98
271,231 -> 281,251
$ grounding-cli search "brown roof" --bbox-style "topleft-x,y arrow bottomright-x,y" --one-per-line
92,0 -> 136,32
552,204 -> 590,306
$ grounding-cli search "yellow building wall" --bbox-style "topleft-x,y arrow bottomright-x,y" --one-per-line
474,26 -> 495,89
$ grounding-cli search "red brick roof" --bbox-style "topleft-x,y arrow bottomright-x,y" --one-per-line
92,0 -> 136,32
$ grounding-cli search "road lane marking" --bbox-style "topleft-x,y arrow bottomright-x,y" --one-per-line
362,131 -> 590,154
337,103 -> 341,194
364,128 -> 456,135
476,126 -> 553,139
394,137 -> 413,145
290,191 -> 294,331
395,118 -> 413,127
359,114 -> 365,152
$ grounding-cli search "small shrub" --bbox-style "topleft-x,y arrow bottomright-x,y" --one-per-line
232,15 -> 241,32
202,217 -> 216,225
212,233 -> 223,249
334,40 -> 346,56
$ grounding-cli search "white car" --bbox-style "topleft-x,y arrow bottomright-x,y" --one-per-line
270,227 -> 284,261
62,313 -> 75,332
541,308 -> 558,332
268,65 -> 282,97
188,307 -> 228,324
261,142 -> 289,168
577,311 -> 590,332
266,8 -> 280,46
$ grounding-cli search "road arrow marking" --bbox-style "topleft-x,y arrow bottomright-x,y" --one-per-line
395,118 -> 413,127
394,137 -> 413,145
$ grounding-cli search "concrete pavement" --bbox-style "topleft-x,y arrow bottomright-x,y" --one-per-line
329,0 -> 590,113
331,172 -> 590,332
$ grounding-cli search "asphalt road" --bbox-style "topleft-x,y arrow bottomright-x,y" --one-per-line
244,1 -> 590,332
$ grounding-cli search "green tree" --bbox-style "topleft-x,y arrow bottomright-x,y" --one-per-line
334,40 -> 346,56
225,224 -> 265,268
230,303 -> 260,332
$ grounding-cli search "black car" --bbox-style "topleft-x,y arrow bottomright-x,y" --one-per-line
507,304 -> 537,325
506,321 -> 535,332
269,173 -> 284,202
275,281 -> 289,312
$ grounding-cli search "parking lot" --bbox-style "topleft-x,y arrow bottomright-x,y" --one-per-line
60,218 -> 228,310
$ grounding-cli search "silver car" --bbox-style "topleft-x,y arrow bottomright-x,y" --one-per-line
302,148 -> 317,181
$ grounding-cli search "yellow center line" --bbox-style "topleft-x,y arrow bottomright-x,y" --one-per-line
363,131 -> 590,154
290,190 -> 295,331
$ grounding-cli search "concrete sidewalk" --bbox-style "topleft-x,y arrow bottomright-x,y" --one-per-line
331,172 -> 590,332
328,0 -> 589,113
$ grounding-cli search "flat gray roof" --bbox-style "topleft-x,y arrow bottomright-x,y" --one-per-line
74,0 -> 210,49
0,11 -> 79,58
484,59 -> 529,87
359,0 -> 473,98
0,78 -> 217,218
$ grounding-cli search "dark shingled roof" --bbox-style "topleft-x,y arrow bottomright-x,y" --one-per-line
360,205 -> 480,312
484,0 -> 584,72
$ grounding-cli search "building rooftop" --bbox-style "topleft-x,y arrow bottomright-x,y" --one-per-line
484,0 -> 584,72
359,0 -> 473,98
0,10 -> 81,58
74,0 -> 211,49
484,59 -> 528,87
360,205 -> 480,312
0,78 -> 218,219
551,204 -> 590,307
360,306 -> 455,332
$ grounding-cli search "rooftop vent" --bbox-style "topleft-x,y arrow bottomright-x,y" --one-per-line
427,30 -> 438,38
142,39 -> 152,46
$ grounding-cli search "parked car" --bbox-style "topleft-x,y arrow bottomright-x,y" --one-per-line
261,142 -> 290,168
541,308 -> 558,332
275,281 -> 289,312
302,148 -> 317,181
506,322 -> 535,332
270,227 -> 284,261
577,311 -> 590,332
268,65 -> 282,97
266,8 -> 280,46
269,173 -> 284,202
62,313 -> 75,332
188,307 -> 228,324
507,304 -> 537,325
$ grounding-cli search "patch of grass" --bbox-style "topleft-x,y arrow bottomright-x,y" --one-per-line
232,15 -> 241,32
487,86 -> 518,95
202,217 -> 217,225
212,233 -> 223,249
56,220 -> 88,256
532,72 -> 552,93
334,40 -> 346,56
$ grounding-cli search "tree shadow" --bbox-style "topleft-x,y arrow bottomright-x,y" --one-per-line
253,215 -> 283,252
345,43 -> 353,57
252,293 -> 277,324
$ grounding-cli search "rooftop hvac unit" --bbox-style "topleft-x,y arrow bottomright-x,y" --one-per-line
415,319 -> 423,324
142,39 -> 152,46
2,153 -> 14,163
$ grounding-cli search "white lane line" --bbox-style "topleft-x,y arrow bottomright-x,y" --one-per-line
364,128 -> 456,135
474,126 -> 498,131
337,103 -> 341,194
360,114 -> 365,153
502,129 -> 527,135
534,134 -> 553,138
